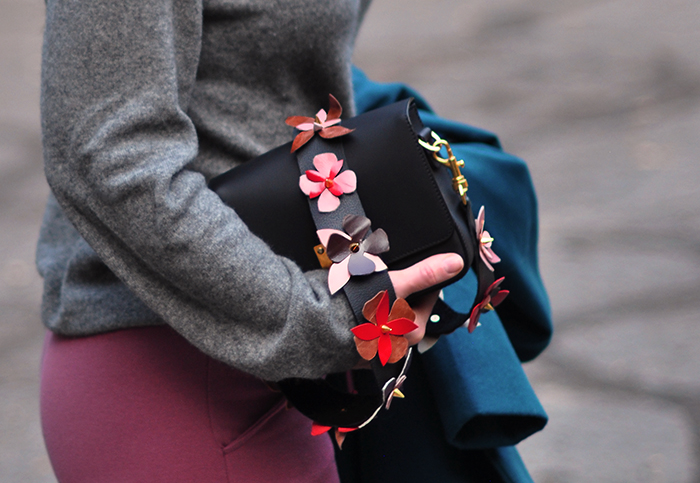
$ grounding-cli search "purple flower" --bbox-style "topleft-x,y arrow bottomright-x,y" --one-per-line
317,215 -> 390,294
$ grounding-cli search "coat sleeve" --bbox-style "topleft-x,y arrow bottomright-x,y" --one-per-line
40,0 -> 360,381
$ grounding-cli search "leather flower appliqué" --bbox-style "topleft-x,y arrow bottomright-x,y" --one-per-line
476,206 -> 501,271
467,277 -> 509,333
299,152 -> 357,213
351,290 -> 418,366
311,422 -> 357,449
316,215 -> 389,294
383,349 -> 413,409
285,94 -> 355,152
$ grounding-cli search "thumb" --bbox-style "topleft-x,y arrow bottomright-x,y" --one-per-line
389,253 -> 464,299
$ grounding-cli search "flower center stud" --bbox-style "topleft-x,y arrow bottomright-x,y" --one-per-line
349,242 -> 360,253
325,178 -> 335,189
381,325 -> 392,333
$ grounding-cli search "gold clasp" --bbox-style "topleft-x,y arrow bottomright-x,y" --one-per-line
418,132 -> 468,205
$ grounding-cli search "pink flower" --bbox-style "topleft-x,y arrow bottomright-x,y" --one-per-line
385,374 -> 407,410
285,94 -> 355,152
299,152 -> 357,212
351,291 -> 417,366
384,345 -> 412,409
475,206 -> 501,271
467,277 -> 509,333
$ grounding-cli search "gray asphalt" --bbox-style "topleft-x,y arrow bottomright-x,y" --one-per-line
2,0 -> 699,481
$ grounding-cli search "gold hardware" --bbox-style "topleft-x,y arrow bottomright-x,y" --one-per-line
483,303 -> 494,311
392,388 -> 405,399
349,242 -> 360,253
313,244 -> 333,269
419,132 -> 468,205
381,325 -> 392,332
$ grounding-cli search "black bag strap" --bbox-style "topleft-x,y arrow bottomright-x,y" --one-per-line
292,135 -> 397,317
276,135 -> 408,429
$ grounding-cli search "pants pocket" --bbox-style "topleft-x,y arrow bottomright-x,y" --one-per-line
221,399 -> 287,453
206,357 -> 284,448
221,400 -> 340,483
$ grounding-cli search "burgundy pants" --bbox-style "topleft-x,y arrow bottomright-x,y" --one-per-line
40,326 -> 339,482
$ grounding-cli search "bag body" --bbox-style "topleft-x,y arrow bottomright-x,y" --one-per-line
209,99 -> 476,284
209,97 -> 499,430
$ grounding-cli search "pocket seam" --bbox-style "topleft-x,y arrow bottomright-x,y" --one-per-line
221,398 -> 288,454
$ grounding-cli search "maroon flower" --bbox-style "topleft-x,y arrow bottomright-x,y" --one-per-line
467,277 -> 509,333
285,94 -> 355,152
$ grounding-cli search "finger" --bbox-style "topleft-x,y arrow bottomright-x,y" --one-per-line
389,253 -> 463,299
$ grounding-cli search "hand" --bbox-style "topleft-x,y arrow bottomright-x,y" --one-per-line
389,253 -> 463,346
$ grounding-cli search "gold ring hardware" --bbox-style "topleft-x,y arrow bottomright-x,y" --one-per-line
419,132 -> 469,205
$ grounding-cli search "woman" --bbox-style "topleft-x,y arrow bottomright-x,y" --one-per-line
36,0 -> 463,481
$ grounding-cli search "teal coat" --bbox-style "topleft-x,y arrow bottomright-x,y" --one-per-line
334,68 -> 553,483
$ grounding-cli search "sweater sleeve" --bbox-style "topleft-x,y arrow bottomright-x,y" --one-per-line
40,0 -> 360,381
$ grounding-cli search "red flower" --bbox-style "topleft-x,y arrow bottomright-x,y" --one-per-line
467,277 -> 509,333
311,422 -> 357,449
285,94 -> 355,152
351,291 -> 417,366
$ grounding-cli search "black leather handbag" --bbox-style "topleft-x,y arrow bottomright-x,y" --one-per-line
209,98 -> 497,431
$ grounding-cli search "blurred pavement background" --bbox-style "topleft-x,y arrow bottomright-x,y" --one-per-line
1,0 -> 699,481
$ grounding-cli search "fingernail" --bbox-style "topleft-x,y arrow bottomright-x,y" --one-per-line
443,255 -> 463,275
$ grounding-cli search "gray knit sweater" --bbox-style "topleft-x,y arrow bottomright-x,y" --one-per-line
36,0 -> 372,381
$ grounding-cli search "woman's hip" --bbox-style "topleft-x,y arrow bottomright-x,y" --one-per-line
40,325 -> 338,482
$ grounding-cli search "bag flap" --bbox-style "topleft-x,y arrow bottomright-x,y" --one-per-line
209,99 -> 459,272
